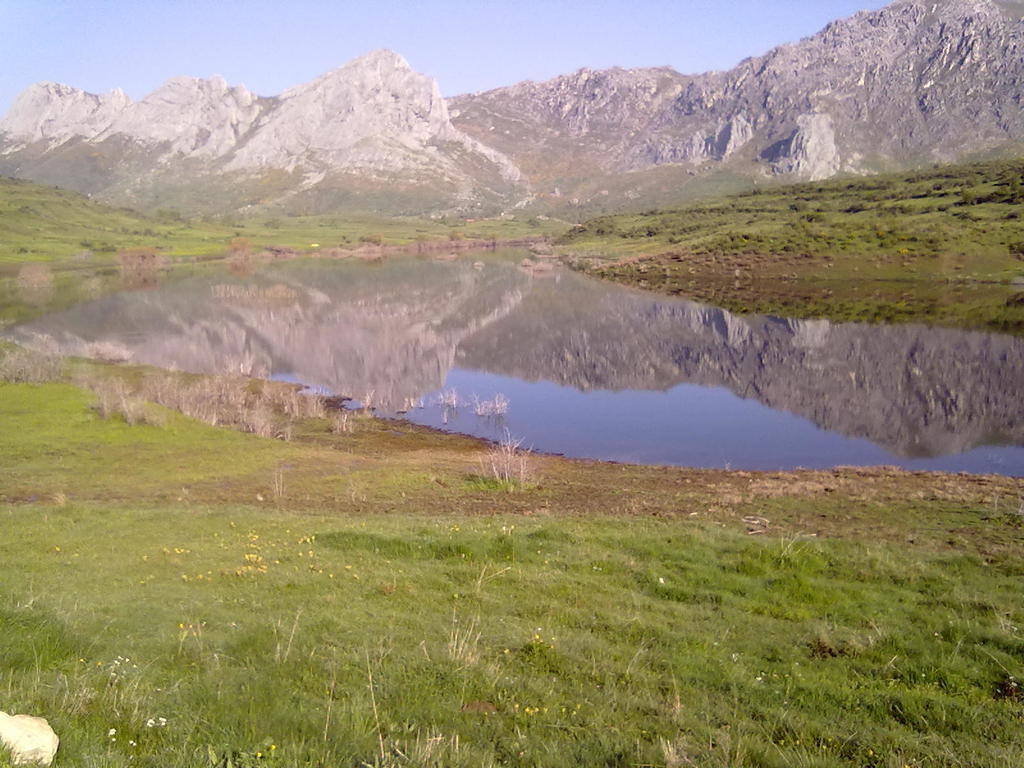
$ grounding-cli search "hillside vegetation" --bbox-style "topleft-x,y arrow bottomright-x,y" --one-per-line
1,349 -> 1023,767
0,176 -> 562,266
560,159 -> 1024,332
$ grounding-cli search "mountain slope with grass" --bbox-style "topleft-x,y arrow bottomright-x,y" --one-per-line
0,175 -> 563,266
559,158 -> 1024,331
452,0 -> 1024,217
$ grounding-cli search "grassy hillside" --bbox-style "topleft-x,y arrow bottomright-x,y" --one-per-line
1,350 -> 1023,767
559,159 -> 1024,332
0,176 -> 564,266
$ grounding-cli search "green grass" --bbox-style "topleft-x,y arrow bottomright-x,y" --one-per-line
0,175 -> 565,266
3,506 -> 1024,767
559,158 -> 1024,332
2,366 -> 1023,767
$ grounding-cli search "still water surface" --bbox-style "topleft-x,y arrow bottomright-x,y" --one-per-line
5,249 -> 1023,476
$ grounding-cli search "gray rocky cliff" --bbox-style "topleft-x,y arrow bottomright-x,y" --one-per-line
0,50 -> 523,214
1,82 -> 132,145
452,0 -> 1024,188
1,0 -> 1022,213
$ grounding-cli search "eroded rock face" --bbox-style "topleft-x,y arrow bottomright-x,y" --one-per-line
451,0 -> 1024,182
1,0 -> 1022,211
0,50 -> 522,213
1,82 -> 131,145
0,711 -> 59,766
777,114 -> 841,181
102,76 -> 261,158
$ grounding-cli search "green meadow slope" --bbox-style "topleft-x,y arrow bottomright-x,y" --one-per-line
0,175 -> 563,266
1,352 -> 1022,768
560,159 -> 1024,332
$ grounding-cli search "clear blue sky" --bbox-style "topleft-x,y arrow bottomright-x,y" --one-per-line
0,0 -> 887,113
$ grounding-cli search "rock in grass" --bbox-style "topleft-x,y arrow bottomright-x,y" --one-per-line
0,712 -> 59,766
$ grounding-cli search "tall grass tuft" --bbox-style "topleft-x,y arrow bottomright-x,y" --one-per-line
446,612 -> 481,668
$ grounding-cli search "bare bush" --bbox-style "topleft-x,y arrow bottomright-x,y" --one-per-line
240,405 -> 278,438
118,247 -> 169,288
400,396 -> 424,412
301,393 -> 326,419
87,377 -> 162,426
117,247 -> 167,272
0,346 -> 64,384
436,388 -> 460,409
360,389 -> 377,411
482,430 -> 534,488
330,411 -> 354,434
472,392 -> 509,417
272,465 -> 286,503
266,387 -> 303,418
16,263 -> 54,291
135,372 -> 252,427
436,388 -> 461,424
80,367 -> 333,439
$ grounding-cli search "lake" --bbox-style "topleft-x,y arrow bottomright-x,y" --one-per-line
4,248 -> 1023,476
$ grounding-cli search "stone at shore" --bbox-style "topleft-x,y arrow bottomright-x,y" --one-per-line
0,712 -> 60,766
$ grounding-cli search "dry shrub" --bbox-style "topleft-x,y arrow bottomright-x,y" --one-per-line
263,387 -> 325,419
330,411 -> 354,434
15,264 -> 55,305
226,237 -> 254,274
0,346 -> 64,384
82,369 -> 328,439
482,431 -> 534,488
472,392 -> 509,417
118,247 -> 168,287
303,394 -> 327,419
134,372 -> 246,427
87,377 -> 163,426
83,340 -> 131,362
281,389 -> 304,418
240,405 -> 278,438
16,263 -> 54,290
117,246 -> 167,272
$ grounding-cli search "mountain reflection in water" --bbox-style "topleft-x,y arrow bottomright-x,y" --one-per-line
6,251 -> 1024,475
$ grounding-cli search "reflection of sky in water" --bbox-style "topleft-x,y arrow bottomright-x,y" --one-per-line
403,369 -> 1024,476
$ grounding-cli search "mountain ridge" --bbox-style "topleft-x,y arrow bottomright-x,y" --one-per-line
0,49 -> 524,216
451,0 -> 1024,189
3,0 -> 1024,215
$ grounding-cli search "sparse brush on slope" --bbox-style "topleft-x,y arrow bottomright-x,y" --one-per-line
0,345 -> 63,384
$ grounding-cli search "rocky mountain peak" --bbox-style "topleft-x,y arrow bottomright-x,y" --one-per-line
2,0 -> 1022,215
451,0 -> 1024,197
99,75 -> 261,157
225,49 -> 462,173
0,48 -> 522,214
0,82 -> 131,144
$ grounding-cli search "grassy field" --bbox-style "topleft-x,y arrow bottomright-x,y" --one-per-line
0,176 -> 564,267
559,159 -> 1024,332
2,350 -> 1023,767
